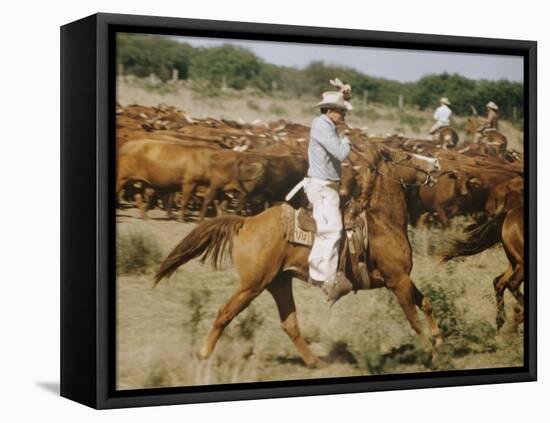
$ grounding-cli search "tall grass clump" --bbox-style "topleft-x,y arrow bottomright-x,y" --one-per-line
423,283 -> 497,357
185,287 -> 213,346
117,229 -> 163,275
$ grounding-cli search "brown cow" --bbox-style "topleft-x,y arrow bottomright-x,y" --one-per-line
408,170 -> 470,228
465,117 -> 508,157
480,131 -> 508,158
116,139 -> 219,221
486,176 -> 524,215
198,151 -> 308,220
459,168 -> 520,216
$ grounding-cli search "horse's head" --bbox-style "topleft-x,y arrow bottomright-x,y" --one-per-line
378,147 -> 440,186
380,147 -> 439,171
466,117 -> 479,141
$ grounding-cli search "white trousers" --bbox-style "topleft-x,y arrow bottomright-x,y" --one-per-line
304,178 -> 343,282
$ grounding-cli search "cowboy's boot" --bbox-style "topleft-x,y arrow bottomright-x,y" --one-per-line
322,271 -> 354,307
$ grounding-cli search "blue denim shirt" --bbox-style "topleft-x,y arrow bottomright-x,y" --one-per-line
307,114 -> 351,181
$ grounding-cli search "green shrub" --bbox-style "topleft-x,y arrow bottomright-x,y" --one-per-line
364,340 -> 433,375
246,99 -> 261,111
423,283 -> 497,357
116,229 -> 162,275
117,34 -> 524,118
185,288 -> 212,346
143,361 -> 171,388
269,104 -> 288,116
235,306 -> 264,341
423,284 -> 462,337
398,111 -> 428,133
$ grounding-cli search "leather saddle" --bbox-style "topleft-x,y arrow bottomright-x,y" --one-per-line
297,205 -> 317,233
281,202 -> 373,290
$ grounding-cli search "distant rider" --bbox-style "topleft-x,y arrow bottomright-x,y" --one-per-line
481,100 -> 499,130
475,101 -> 499,143
429,97 -> 452,138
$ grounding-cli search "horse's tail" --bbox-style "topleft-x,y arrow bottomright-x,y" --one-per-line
441,212 -> 506,262
154,215 -> 245,285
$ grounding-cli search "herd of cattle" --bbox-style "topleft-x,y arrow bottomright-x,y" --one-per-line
116,103 -> 524,230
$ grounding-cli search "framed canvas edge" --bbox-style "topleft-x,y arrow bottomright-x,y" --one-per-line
60,13 -> 99,409
64,12 -> 537,409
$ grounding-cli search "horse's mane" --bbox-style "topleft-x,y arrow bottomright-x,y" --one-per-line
350,143 -> 391,208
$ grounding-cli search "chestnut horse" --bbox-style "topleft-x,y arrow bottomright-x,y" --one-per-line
442,204 -> 524,329
435,127 -> 459,149
465,117 -> 508,158
154,145 -> 443,368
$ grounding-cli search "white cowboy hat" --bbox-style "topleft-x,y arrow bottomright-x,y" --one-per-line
440,97 -> 451,106
486,101 -> 498,110
316,91 -> 353,111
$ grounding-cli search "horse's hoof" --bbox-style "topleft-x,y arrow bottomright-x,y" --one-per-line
513,306 -> 524,324
324,272 -> 353,308
305,357 -> 327,369
198,346 -> 210,360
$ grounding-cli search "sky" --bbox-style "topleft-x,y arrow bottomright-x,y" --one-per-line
170,35 -> 523,83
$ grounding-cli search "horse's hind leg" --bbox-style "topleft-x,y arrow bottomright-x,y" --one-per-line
507,265 -> 524,305
412,283 -> 443,347
493,266 -> 514,330
266,272 -> 320,368
199,286 -> 263,360
506,265 -> 524,326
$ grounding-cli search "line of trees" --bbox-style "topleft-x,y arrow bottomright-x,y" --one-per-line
116,33 -> 523,119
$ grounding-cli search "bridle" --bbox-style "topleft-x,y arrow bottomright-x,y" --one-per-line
343,147 -> 436,212
368,156 -> 436,189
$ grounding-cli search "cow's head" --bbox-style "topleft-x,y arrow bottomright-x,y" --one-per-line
446,171 -> 470,196
467,175 -> 483,191
237,159 -> 267,192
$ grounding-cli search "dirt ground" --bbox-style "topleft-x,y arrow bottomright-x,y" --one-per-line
116,207 -> 523,390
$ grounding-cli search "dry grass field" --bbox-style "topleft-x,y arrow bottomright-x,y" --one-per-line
116,208 -> 523,390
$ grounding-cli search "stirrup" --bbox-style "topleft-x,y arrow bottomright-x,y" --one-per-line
323,272 -> 353,307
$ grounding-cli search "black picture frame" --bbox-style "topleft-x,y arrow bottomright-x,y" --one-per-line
60,12 -> 537,409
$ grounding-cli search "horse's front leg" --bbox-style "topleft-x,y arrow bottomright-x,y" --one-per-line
387,273 -> 443,348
